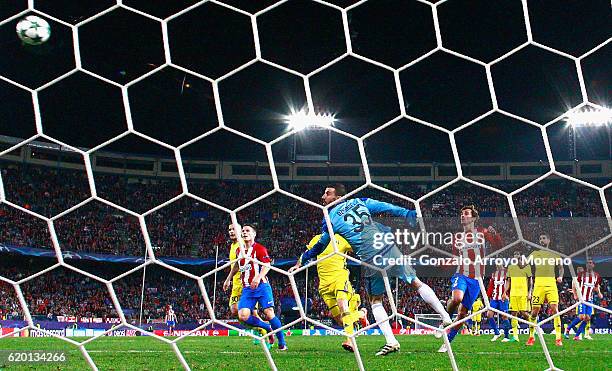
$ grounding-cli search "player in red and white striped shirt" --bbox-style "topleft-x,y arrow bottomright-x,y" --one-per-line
486,264 -> 511,342
439,205 -> 503,353
223,224 -> 287,350
488,266 -> 507,300
576,262 -> 602,303
566,259 -> 603,340
165,305 -> 177,334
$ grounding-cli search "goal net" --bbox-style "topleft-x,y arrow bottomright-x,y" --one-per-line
0,0 -> 610,370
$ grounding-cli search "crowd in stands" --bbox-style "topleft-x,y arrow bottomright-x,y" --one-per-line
1,161 -> 608,259
0,204 -> 50,249
0,164 -> 90,217
53,202 -> 147,257
0,279 -> 22,320
94,174 -> 182,215
513,181 -> 606,218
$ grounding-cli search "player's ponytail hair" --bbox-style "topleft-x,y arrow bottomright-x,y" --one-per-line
328,183 -> 347,197
460,205 -> 479,219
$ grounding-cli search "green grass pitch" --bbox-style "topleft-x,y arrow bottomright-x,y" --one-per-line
1,334 -> 610,370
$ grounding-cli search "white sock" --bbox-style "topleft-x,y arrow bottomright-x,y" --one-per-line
371,302 -> 397,345
418,283 -> 451,323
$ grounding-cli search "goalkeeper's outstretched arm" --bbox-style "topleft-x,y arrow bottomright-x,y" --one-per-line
289,230 -> 330,272
362,198 -> 417,223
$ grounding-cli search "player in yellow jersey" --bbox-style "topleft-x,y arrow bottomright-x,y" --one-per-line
228,223 -> 243,316
305,233 -> 368,352
470,297 -> 484,336
505,250 -> 533,342
526,233 -> 564,347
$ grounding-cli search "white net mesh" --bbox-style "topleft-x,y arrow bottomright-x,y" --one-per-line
0,0 -> 610,370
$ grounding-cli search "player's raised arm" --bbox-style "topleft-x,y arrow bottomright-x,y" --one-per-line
291,230 -> 330,272
362,198 -> 417,224
290,220 -> 331,272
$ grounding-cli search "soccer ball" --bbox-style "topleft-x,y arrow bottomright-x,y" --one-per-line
16,15 -> 51,45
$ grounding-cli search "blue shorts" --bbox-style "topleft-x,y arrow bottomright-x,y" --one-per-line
490,299 -> 509,313
238,282 -> 275,311
366,267 -> 416,296
166,321 -> 175,327
578,302 -> 593,316
451,273 -> 480,310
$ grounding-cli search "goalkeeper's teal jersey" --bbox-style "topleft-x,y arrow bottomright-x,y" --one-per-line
302,198 -> 416,265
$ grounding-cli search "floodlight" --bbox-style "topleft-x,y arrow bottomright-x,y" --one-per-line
286,110 -> 335,131
566,106 -> 612,127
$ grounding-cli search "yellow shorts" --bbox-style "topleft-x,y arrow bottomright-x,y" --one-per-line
230,285 -> 243,307
319,274 -> 359,318
531,285 -> 559,306
472,314 -> 482,322
510,296 -> 530,312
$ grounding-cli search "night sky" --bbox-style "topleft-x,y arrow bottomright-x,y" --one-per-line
0,0 -> 610,166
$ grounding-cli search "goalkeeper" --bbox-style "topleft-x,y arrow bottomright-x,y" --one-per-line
291,184 -> 451,356
306,233 -> 368,352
